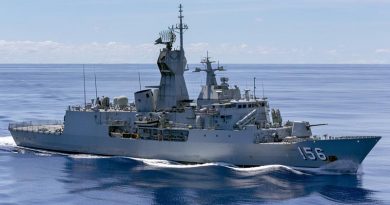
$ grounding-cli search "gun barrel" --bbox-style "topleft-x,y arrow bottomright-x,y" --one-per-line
308,123 -> 328,127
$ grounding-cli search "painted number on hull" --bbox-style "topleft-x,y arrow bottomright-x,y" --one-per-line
298,147 -> 327,161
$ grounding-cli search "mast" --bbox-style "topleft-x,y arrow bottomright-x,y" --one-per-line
194,51 -> 224,87
154,5 -> 190,110
83,65 -> 86,107
262,80 -> 265,99
253,77 -> 256,100
176,4 -> 188,52
138,72 -> 142,91
94,69 -> 98,100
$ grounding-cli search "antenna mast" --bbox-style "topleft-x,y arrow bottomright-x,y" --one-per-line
262,80 -> 265,99
253,77 -> 256,100
94,69 -> 98,100
138,72 -> 142,91
176,4 -> 188,51
83,65 -> 86,107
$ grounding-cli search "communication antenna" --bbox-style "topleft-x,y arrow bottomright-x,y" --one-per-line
138,72 -> 142,91
262,80 -> 265,99
253,77 -> 256,100
94,69 -> 98,100
175,4 -> 188,51
83,65 -> 86,107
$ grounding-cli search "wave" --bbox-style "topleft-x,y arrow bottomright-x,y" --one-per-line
292,160 -> 361,175
228,164 -> 306,175
68,154 -> 110,159
127,157 -> 359,175
0,136 -> 16,147
129,157 -> 307,175
130,157 -> 219,168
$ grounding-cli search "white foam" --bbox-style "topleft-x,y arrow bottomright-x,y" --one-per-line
228,164 -> 306,175
0,136 -> 16,147
68,154 -> 110,159
0,137 -> 109,158
131,156 -> 357,175
293,160 -> 360,175
34,152 -> 53,157
19,147 -> 109,158
130,157 -> 219,168
130,157 -> 306,175
13,146 -> 57,156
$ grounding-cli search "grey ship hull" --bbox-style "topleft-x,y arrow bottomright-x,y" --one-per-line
10,129 -> 380,170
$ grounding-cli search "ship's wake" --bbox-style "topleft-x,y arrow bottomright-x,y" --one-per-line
294,160 -> 361,175
0,136 -> 360,175
0,136 -> 16,151
131,157 -> 306,175
0,136 -> 109,158
0,136 -> 16,146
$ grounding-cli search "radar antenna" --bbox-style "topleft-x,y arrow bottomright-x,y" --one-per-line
155,27 -> 176,50
154,4 -> 187,51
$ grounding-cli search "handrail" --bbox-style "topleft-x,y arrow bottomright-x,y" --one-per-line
8,120 -> 64,135
9,120 -> 63,128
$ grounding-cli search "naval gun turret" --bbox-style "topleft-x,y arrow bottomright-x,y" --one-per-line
154,4 -> 190,111
194,53 -> 241,107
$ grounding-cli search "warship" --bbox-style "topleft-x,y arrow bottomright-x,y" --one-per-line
9,5 -> 380,172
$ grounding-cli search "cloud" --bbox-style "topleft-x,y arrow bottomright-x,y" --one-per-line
0,40 -> 280,63
0,40 -> 158,63
375,48 -> 390,53
0,40 -> 388,64
187,42 -> 210,53
0,40 -> 288,63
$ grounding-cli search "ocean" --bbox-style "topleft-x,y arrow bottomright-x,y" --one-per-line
0,64 -> 389,205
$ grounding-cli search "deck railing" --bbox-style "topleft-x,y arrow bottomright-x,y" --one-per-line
257,135 -> 381,144
8,120 -> 64,135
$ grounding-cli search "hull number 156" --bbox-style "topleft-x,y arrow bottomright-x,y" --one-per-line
297,147 -> 327,161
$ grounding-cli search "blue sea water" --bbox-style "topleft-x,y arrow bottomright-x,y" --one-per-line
0,64 -> 389,205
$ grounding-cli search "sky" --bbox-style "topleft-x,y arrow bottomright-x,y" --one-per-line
0,0 -> 390,64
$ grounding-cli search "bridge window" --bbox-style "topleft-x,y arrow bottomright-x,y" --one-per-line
260,102 -> 265,107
